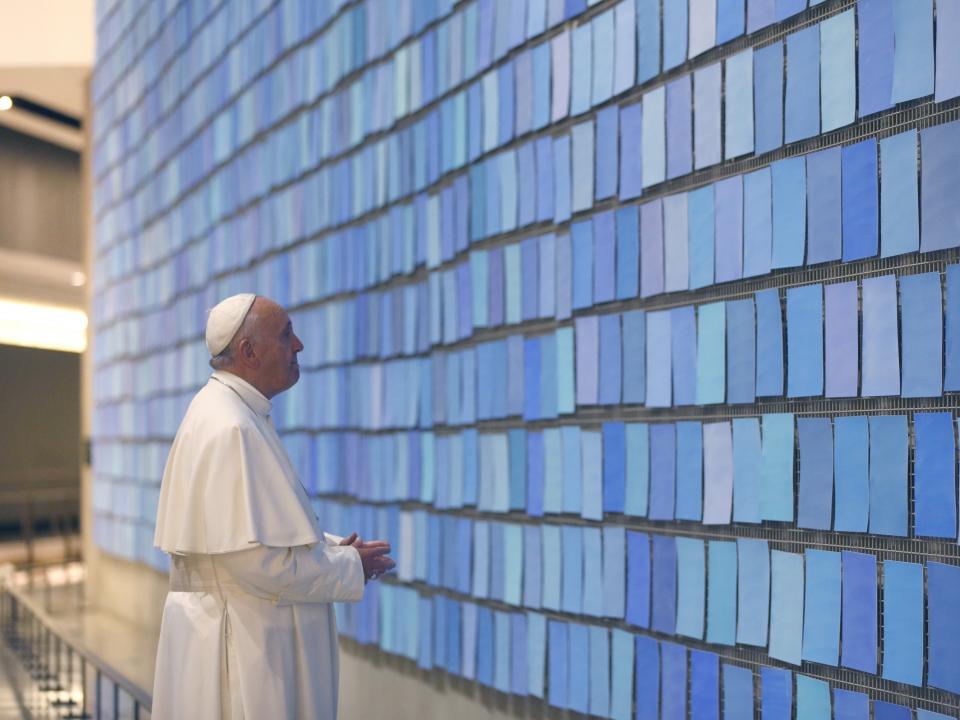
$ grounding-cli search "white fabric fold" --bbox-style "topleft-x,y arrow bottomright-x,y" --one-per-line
154,371 -> 321,554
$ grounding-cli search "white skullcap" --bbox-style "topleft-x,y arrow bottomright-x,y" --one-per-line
206,293 -> 257,356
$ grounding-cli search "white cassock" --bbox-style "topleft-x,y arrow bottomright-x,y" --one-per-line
151,370 -> 364,720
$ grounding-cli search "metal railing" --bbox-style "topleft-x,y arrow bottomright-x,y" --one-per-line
0,568 -> 152,719
0,471 -> 81,569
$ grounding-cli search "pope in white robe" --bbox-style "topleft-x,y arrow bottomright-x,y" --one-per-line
151,294 -> 394,720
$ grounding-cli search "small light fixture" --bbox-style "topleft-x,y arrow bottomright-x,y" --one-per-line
70,271 -> 86,287
0,96 -> 12,111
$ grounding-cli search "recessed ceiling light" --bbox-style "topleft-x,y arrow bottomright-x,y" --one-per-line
0,297 -> 87,353
70,271 -> 86,287
0,96 -> 12,111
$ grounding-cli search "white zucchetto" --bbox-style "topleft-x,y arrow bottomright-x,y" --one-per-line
205,293 -> 256,356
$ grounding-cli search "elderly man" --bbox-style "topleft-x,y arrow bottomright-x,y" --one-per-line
151,294 -> 393,720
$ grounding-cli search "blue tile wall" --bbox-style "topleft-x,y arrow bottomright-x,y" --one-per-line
93,0 -> 960,716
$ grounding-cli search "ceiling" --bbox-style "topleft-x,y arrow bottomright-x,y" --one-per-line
0,1 -> 94,349
0,0 -> 94,151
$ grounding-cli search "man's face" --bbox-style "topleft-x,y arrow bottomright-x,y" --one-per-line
253,302 -> 304,398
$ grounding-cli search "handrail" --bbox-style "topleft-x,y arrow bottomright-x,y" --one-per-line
0,573 -> 153,715
1,466 -> 78,481
0,487 -> 80,505
0,484 -> 81,569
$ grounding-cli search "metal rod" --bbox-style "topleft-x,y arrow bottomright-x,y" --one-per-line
81,655 -> 89,717
44,566 -> 52,614
68,639 -> 74,706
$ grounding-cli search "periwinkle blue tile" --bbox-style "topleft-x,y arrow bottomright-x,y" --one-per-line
717,0 -> 745,42
784,25 -> 820,143
637,0 -> 662,82
753,41 -> 784,154
666,75 -> 693,179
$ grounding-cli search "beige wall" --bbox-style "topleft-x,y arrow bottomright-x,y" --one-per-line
339,641 -> 541,720
0,126 -> 83,262
83,545 -> 168,637
0,344 -> 81,517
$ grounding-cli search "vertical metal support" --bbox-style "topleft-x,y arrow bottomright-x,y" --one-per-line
75,568 -> 83,608
30,614 -> 37,675
112,680 -> 119,720
43,620 -> 51,685
37,610 -> 45,702
22,497 -> 35,572
96,668 -> 102,720
60,512 -> 70,561
81,655 -> 89,718
67,638 -> 73,704
44,622 -> 49,681
44,567 -> 53,614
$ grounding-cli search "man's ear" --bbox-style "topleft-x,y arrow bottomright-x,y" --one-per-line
237,338 -> 259,369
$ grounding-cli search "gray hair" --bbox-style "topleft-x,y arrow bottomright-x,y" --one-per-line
209,347 -> 234,370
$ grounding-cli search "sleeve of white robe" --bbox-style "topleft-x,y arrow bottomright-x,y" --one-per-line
215,540 -> 365,606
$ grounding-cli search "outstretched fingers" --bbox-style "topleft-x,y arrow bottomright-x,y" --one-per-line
359,540 -> 391,551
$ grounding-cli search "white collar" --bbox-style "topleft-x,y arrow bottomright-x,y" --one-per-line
210,371 -> 272,418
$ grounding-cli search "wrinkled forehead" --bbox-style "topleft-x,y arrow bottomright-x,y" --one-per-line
262,301 -> 291,334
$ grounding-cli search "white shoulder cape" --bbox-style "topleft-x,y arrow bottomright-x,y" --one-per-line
154,372 -> 321,554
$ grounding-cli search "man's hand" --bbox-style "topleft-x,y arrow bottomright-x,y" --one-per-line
339,533 -> 395,582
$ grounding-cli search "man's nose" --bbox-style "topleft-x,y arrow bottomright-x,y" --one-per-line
293,334 -> 304,352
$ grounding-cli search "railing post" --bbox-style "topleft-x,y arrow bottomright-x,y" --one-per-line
82,655 -> 89,718
30,613 -> 38,674
44,566 -> 53,614
44,617 -> 50,681
60,512 -> 70,561
23,497 -> 34,571
65,637 -> 72,702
